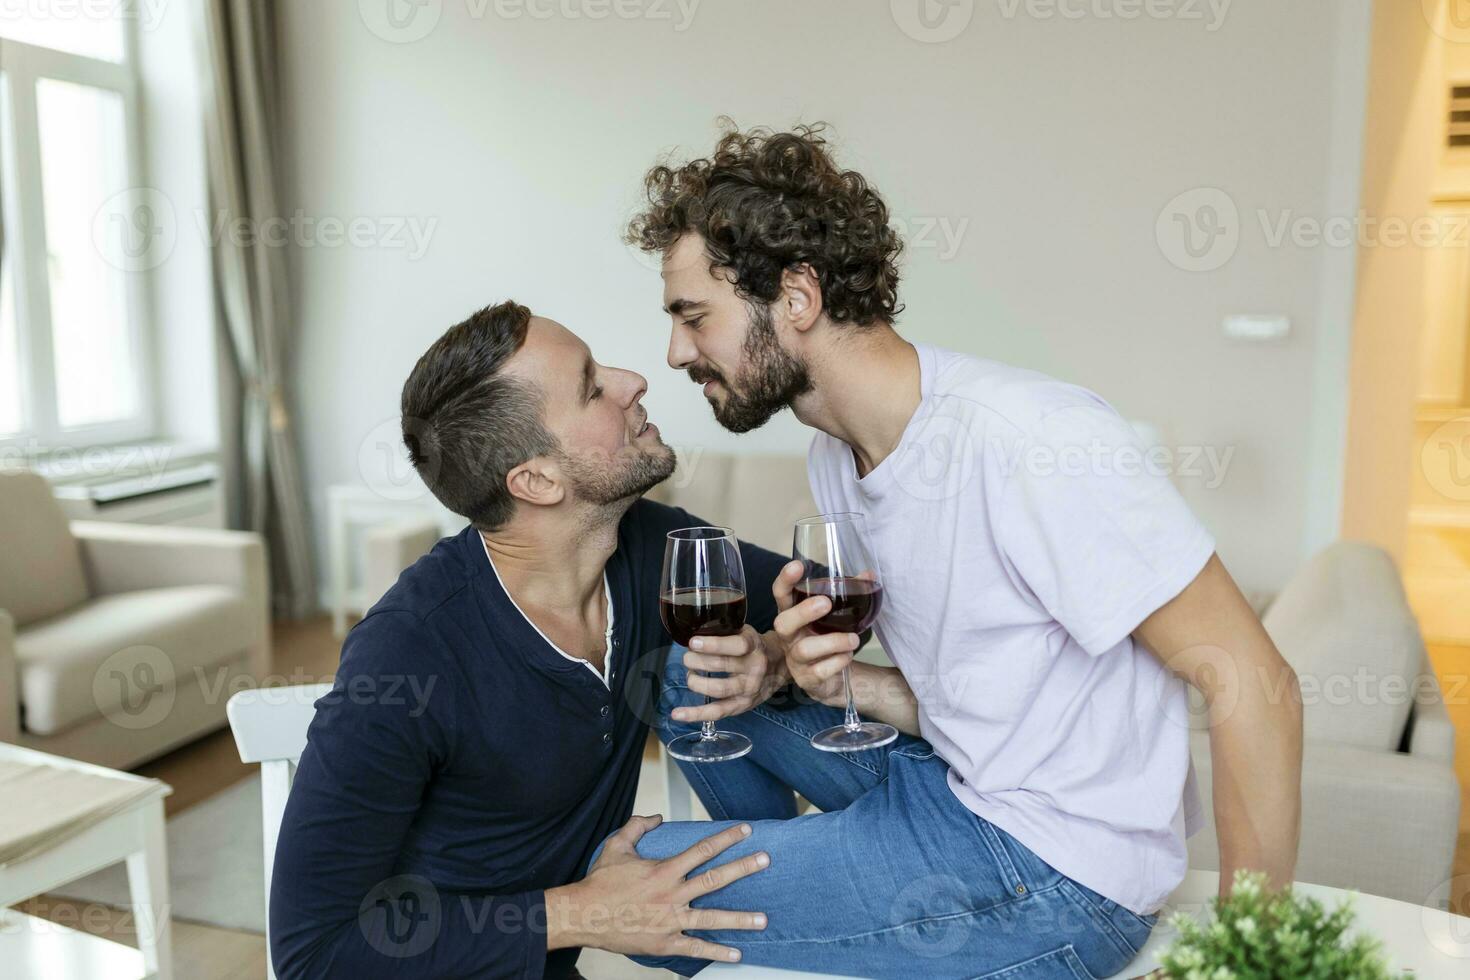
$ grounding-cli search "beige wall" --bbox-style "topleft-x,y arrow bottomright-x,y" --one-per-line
1437,17 -> 1470,204
280,0 -> 1373,598
1421,8 -> 1470,407
1404,3 -> 1470,646
1341,0 -> 1443,557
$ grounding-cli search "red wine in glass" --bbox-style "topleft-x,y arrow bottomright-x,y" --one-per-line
793,514 -> 898,753
661,527 -> 753,763
791,578 -> 883,635
660,588 -> 748,646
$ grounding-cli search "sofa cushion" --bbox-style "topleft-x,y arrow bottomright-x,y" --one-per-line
1262,541 -> 1423,752
649,454 -> 736,528
650,453 -> 816,556
15,585 -> 257,736
0,470 -> 89,627
725,454 -> 820,556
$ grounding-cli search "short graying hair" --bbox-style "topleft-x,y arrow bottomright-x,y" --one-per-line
400,300 -> 558,530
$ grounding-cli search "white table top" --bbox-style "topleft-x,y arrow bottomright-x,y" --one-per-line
704,870 -> 1470,979
0,743 -> 163,787
0,744 -> 169,872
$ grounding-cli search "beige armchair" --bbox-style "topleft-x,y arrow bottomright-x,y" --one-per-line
1186,541 -> 1461,906
0,470 -> 270,770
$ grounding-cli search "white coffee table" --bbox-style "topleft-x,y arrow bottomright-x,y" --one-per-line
702,869 -> 1470,979
0,744 -> 172,980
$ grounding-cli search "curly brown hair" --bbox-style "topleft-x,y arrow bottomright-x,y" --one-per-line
627,122 -> 904,326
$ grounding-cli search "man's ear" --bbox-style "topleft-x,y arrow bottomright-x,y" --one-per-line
506,456 -> 565,509
779,263 -> 824,334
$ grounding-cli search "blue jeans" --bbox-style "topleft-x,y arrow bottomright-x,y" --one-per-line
586,651 -> 1156,979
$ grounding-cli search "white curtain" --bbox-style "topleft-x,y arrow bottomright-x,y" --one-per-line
195,0 -> 317,619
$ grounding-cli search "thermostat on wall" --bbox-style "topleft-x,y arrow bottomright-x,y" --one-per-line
1223,314 -> 1291,342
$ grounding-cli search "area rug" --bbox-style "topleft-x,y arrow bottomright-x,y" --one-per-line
51,774 -> 266,933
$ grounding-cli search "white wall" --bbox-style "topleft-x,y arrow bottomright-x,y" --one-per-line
279,0 -> 1371,597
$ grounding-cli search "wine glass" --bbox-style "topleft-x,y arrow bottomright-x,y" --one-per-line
660,526 -> 754,763
792,513 -> 897,752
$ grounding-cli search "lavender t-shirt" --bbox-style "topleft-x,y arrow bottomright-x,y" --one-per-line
806,344 -> 1212,915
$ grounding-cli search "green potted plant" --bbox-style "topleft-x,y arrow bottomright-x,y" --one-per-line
1156,870 -> 1403,979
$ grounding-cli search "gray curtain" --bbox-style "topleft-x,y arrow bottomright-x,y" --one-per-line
195,0 -> 317,620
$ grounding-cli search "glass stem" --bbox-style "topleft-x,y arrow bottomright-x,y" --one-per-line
842,667 -> 861,731
701,697 -> 716,740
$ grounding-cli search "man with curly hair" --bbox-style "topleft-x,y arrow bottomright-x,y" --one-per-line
609,124 -> 1305,977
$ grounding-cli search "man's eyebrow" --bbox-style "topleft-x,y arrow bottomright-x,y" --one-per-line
580,355 -> 595,400
664,298 -> 705,316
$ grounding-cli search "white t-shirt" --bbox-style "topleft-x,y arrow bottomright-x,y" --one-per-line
806,344 -> 1213,915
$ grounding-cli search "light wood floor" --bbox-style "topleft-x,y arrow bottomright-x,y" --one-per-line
14,621 -> 1470,977
13,894 -> 270,980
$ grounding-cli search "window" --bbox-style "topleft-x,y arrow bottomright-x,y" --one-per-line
0,201 -> 21,436
0,8 -> 124,62
0,12 -> 153,449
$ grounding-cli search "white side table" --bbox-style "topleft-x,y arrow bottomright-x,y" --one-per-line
0,744 -> 173,980
325,485 -> 455,637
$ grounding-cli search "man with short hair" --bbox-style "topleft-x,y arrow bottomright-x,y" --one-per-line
270,301 -> 787,979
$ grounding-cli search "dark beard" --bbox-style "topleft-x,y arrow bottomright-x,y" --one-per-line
559,441 -> 677,506
698,303 -> 812,434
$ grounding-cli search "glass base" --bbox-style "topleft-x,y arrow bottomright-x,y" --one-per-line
666,730 -> 753,763
811,722 -> 899,753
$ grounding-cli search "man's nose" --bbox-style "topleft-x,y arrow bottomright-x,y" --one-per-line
617,368 -> 648,408
667,323 -> 697,371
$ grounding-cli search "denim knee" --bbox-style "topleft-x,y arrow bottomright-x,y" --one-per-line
661,644 -> 692,692
584,827 -> 618,878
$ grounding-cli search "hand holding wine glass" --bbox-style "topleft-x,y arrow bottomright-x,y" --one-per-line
771,560 -> 859,708
667,623 -> 782,725
789,513 -> 896,752
660,526 -> 755,763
